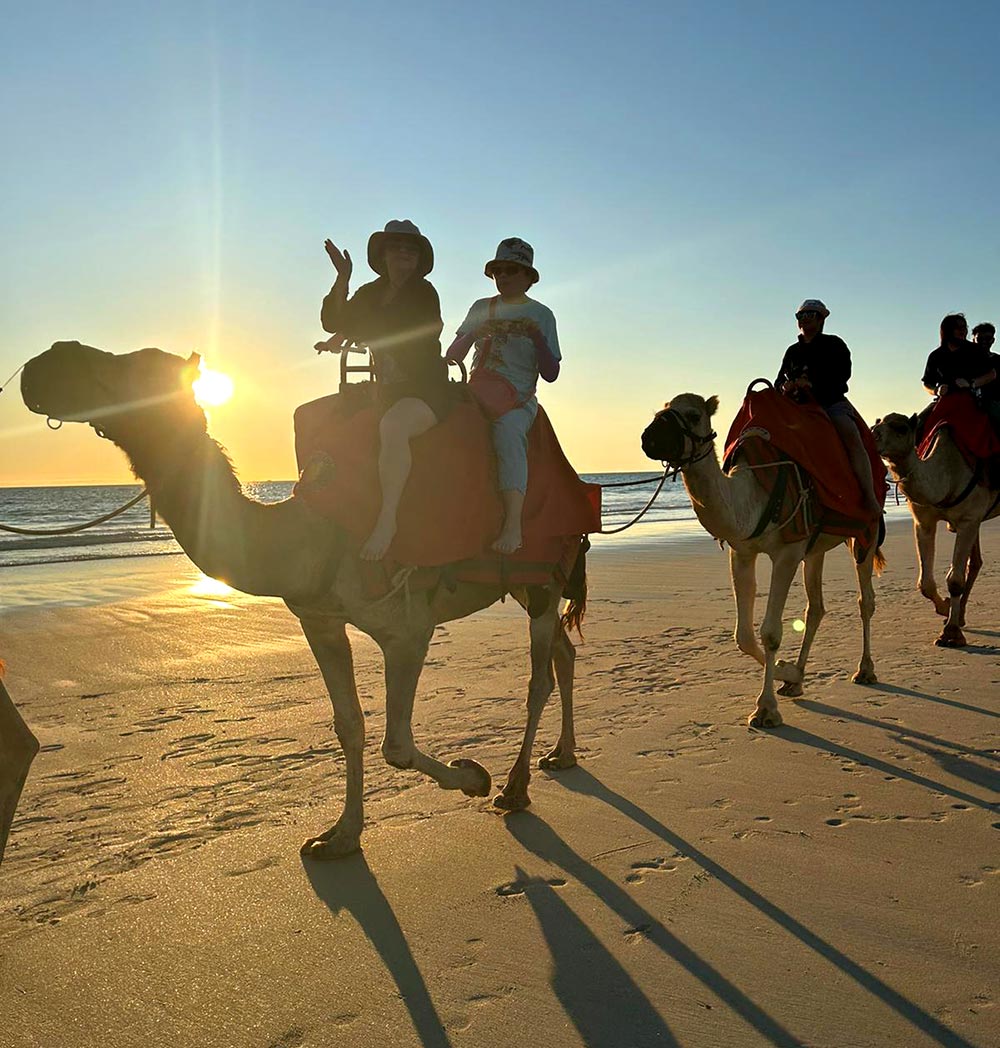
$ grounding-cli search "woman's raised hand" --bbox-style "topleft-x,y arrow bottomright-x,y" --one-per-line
324,239 -> 353,281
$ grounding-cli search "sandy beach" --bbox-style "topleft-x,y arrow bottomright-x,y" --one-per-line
1,518 -> 997,1048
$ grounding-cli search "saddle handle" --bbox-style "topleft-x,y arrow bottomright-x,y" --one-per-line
339,342 -> 376,391
746,377 -> 774,396
448,358 -> 468,384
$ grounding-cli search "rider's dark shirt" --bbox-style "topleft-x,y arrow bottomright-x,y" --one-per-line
321,275 -> 446,391
920,341 -> 994,393
775,332 -> 851,408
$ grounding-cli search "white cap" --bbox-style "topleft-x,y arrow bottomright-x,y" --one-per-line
796,299 -> 829,318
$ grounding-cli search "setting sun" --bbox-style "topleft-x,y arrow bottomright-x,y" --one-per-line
192,364 -> 234,407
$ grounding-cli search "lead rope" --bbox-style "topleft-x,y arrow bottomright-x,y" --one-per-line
596,467 -> 674,535
0,488 -> 151,536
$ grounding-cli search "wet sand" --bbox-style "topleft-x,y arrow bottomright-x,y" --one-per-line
1,519 -> 998,1047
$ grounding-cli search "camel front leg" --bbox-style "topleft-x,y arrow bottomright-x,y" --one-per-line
0,674 -> 39,866
378,631 -> 492,800
914,517 -> 948,616
957,533 -> 982,629
749,549 -> 800,729
494,603 -> 559,811
538,625 -> 577,771
730,549 -> 765,665
777,552 -> 826,697
852,547 -> 878,684
297,617 -> 366,859
938,524 -> 979,647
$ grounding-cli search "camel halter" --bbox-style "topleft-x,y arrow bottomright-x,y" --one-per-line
0,360 -> 152,536
656,408 -> 717,470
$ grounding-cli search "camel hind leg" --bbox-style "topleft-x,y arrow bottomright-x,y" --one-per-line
777,551 -> 827,697
0,673 -> 39,866
538,624 -> 577,770
495,598 -> 560,811
957,533 -> 982,629
852,543 -> 878,684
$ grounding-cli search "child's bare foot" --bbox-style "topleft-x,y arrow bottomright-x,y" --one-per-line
361,518 -> 396,561
491,523 -> 523,555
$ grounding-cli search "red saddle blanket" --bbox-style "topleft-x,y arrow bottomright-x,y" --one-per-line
723,387 -> 887,543
292,388 -> 601,586
917,392 -> 1000,465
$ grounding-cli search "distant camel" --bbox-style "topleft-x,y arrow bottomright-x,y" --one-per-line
0,670 -> 39,865
873,412 -> 1000,646
642,393 -> 881,729
16,341 -> 585,861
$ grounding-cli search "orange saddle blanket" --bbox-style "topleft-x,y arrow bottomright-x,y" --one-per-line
723,387 -> 887,543
292,387 -> 601,581
917,391 -> 1000,466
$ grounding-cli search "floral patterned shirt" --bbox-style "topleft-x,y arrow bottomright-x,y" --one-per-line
456,296 -> 561,401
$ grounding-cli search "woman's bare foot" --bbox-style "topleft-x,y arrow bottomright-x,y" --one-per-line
361,517 -> 397,561
491,522 -> 523,555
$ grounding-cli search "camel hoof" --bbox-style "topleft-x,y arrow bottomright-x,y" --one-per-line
300,834 -> 361,860
448,758 -> 492,798
935,626 -> 967,648
492,791 -> 531,812
774,660 -> 803,684
777,681 -> 803,698
538,750 -> 577,770
748,707 -> 783,729
853,669 -> 878,685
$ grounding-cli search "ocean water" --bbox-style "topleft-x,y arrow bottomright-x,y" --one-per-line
0,474 -> 704,570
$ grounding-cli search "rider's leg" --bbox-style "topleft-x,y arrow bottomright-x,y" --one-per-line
831,411 -> 882,517
492,400 -> 537,554
361,397 -> 437,561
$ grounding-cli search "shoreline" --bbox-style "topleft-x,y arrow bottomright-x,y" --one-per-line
2,511 -> 918,613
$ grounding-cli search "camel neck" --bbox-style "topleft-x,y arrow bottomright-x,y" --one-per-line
113,416 -> 340,599
680,448 -> 758,545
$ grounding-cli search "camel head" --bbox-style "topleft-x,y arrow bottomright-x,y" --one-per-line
21,341 -> 203,439
872,412 -> 918,464
641,393 -> 719,467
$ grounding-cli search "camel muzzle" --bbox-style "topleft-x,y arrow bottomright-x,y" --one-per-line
641,412 -> 683,464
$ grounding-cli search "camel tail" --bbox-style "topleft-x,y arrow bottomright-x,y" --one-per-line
873,546 -> 886,577
560,537 -> 589,637
561,587 -> 587,637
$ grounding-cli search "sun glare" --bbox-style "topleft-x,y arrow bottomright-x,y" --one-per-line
192,364 -> 234,407
188,573 -> 235,600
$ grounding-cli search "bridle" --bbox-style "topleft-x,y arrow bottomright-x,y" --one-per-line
651,407 -> 717,471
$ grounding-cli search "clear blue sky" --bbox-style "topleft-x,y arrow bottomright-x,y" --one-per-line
2,0 -> 998,484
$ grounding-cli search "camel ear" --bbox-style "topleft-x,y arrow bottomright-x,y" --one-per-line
182,352 -> 201,385
908,413 -> 918,429
705,395 -> 719,417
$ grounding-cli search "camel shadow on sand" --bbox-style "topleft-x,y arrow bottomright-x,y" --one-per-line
304,854 -> 454,1048
534,767 -> 978,1048
796,698 -> 999,796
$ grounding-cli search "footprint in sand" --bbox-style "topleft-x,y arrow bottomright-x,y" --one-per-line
495,875 -> 567,897
225,855 -> 281,878
625,855 -> 685,882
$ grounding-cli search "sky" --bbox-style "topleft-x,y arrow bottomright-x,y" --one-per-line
2,0 -> 998,486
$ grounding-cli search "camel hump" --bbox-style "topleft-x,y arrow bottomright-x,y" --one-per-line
292,388 -> 601,570
724,386 -> 887,540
